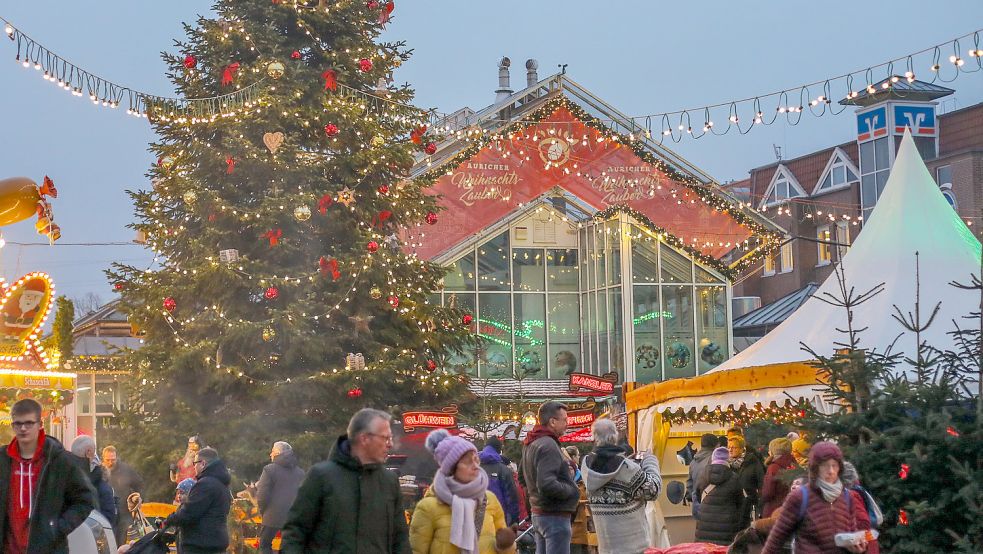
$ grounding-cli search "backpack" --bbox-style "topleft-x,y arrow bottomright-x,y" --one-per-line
851,485 -> 884,528
483,461 -> 514,518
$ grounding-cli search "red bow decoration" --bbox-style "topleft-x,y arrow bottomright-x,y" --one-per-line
898,509 -> 909,526
946,426 -> 960,437
221,62 -> 240,86
321,69 -> 338,91
226,156 -> 236,174
379,1 -> 394,25
898,463 -> 909,480
318,194 -> 334,215
410,125 -> 427,145
374,210 -> 393,228
39,176 -> 57,198
319,256 -> 341,280
263,228 -> 283,246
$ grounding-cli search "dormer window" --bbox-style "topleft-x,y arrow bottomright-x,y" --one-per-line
814,148 -> 860,195
760,165 -> 806,209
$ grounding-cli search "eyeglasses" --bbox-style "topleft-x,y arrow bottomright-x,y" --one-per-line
11,421 -> 38,430
367,433 -> 394,444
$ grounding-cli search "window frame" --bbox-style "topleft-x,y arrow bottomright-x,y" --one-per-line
816,225 -> 832,266
835,221 -> 850,260
763,253 -> 776,277
759,165 -> 807,209
813,148 -> 861,196
779,242 -> 794,274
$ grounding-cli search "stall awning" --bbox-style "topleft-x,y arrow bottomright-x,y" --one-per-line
0,370 -> 76,391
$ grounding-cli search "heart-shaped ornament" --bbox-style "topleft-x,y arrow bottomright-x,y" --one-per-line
263,132 -> 285,154
0,273 -> 53,360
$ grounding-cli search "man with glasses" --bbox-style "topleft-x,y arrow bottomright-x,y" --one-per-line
282,408 -> 410,553
165,447 -> 232,554
0,398 -> 96,553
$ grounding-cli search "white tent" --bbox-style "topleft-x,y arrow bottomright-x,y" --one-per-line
635,129 -> 982,416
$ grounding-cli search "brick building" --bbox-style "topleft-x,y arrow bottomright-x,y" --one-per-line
731,78 -> 983,347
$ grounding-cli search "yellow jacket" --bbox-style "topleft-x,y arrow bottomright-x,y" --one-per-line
410,488 -> 515,554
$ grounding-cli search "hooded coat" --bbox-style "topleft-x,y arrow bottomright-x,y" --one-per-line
0,432 -> 96,554
520,426 -> 579,515
694,463 -> 743,545
478,445 -> 519,525
760,452 -> 797,518
71,456 -> 117,527
581,445 -> 662,554
257,450 -> 306,529
280,435 -> 410,554
686,447 -> 713,517
165,458 -> 232,553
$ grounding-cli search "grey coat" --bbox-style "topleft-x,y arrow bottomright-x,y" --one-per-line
687,448 -> 713,517
257,451 -> 306,529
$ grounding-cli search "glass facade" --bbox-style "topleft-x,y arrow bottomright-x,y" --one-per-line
436,207 -> 731,384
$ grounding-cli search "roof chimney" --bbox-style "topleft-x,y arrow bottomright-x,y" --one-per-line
526,59 -> 539,88
495,57 -> 512,102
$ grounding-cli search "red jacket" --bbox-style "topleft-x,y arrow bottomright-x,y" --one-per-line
762,484 -> 879,554
4,431 -> 46,554
760,453 -> 797,518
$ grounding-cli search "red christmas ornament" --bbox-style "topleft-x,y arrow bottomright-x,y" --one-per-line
113,282 -> 125,292
898,509 -> 909,525
462,314 -> 473,326
898,463 -> 910,480
324,123 -> 339,137
946,426 -> 960,437
387,295 -> 399,308
425,212 -> 438,225
291,50 -> 301,60
264,286 -> 280,300
163,297 -> 177,313
424,142 -> 437,155
367,241 -> 380,253
426,359 -> 437,372
367,0 -> 379,8
183,55 -> 197,69
347,387 -> 363,398
358,58 -> 373,72
377,184 -> 390,195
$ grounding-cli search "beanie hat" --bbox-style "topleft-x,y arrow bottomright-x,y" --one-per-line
425,429 -> 477,476
711,446 -> 730,465
807,441 -> 843,480
486,436 -> 503,453
792,436 -> 811,465
768,437 -> 793,457
700,433 -> 718,449
176,478 -> 195,494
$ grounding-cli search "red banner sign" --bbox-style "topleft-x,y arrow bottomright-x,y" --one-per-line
568,372 -> 616,394
411,106 -> 752,260
566,408 -> 596,429
402,411 -> 458,432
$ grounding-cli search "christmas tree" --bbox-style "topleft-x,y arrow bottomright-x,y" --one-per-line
107,0 -> 475,499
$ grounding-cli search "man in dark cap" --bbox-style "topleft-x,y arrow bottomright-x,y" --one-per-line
687,433 -> 719,516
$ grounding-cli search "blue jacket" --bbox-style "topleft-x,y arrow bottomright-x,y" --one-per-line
71,456 -> 117,526
478,445 -> 520,525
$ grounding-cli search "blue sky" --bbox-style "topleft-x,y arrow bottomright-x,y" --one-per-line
1,1 -> 981,311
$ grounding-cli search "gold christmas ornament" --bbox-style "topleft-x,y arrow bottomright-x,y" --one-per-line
369,286 -> 382,300
262,327 -> 276,342
182,190 -> 198,205
293,205 -> 312,221
266,61 -> 285,79
370,135 -> 385,147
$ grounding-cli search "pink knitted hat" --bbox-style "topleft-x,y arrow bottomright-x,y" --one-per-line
426,429 -> 477,475
711,446 -> 730,465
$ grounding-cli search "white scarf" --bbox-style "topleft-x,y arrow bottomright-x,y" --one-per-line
432,470 -> 489,554
818,478 -> 844,503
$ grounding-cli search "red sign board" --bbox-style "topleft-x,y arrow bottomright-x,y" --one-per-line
402,411 -> 458,432
568,372 -> 615,394
411,106 -> 752,260
566,408 -> 596,429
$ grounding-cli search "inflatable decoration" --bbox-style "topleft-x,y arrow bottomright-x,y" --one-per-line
0,176 -> 60,241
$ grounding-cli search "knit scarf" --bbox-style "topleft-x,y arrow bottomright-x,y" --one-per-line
729,455 -> 745,470
432,469 -> 489,554
818,478 -> 844,503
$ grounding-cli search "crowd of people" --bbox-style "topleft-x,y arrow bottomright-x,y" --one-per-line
0,397 -> 880,554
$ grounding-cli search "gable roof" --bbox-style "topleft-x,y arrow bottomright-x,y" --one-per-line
812,147 -> 861,196
758,164 -> 807,208
839,76 -> 954,106
409,74 -> 784,274
748,142 -> 859,206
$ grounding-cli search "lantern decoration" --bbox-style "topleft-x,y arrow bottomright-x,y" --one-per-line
264,286 -> 280,300
358,58 -> 373,72
367,241 -> 379,253
425,359 -> 437,372
163,297 -> 177,313
262,327 -> 276,342
347,387 -> 363,398
324,123 -> 339,137
462,314 -> 473,326
424,142 -> 437,155
369,286 -> 382,300
182,190 -> 198,205
219,249 -> 239,264
346,352 -> 366,370
266,61 -> 285,79
387,295 -> 399,308
294,205 -> 312,221
425,212 -> 438,225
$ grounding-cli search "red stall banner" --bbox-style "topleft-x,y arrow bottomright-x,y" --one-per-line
402,408 -> 459,432
411,105 -> 753,261
566,407 -> 597,429
568,372 -> 616,394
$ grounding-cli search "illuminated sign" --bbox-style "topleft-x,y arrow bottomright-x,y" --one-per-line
566,408 -> 596,429
568,372 -> 616,393
0,273 -> 55,362
403,408 -> 459,432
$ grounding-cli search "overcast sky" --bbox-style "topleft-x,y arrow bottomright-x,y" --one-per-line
1,1 -> 982,311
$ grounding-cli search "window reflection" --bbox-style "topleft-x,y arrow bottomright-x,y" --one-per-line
662,284 -> 695,379
547,249 -> 579,291
445,253 -> 476,291
513,248 -> 545,292
661,246 -> 693,283
697,286 -> 728,373
632,285 -> 662,384
514,294 -> 546,378
477,293 -> 512,377
549,294 -> 580,378
478,232 -> 510,291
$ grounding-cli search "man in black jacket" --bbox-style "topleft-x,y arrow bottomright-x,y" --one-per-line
165,447 -> 232,554
281,408 -> 410,554
728,435 -> 765,528
256,441 -> 305,554
0,398 -> 96,554
102,445 -> 143,547
522,401 -> 579,554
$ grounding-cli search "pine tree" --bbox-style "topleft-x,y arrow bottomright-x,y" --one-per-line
106,0 -> 475,499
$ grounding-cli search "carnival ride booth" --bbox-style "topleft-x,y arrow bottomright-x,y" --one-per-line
626,131 -> 982,544
0,272 -> 75,443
